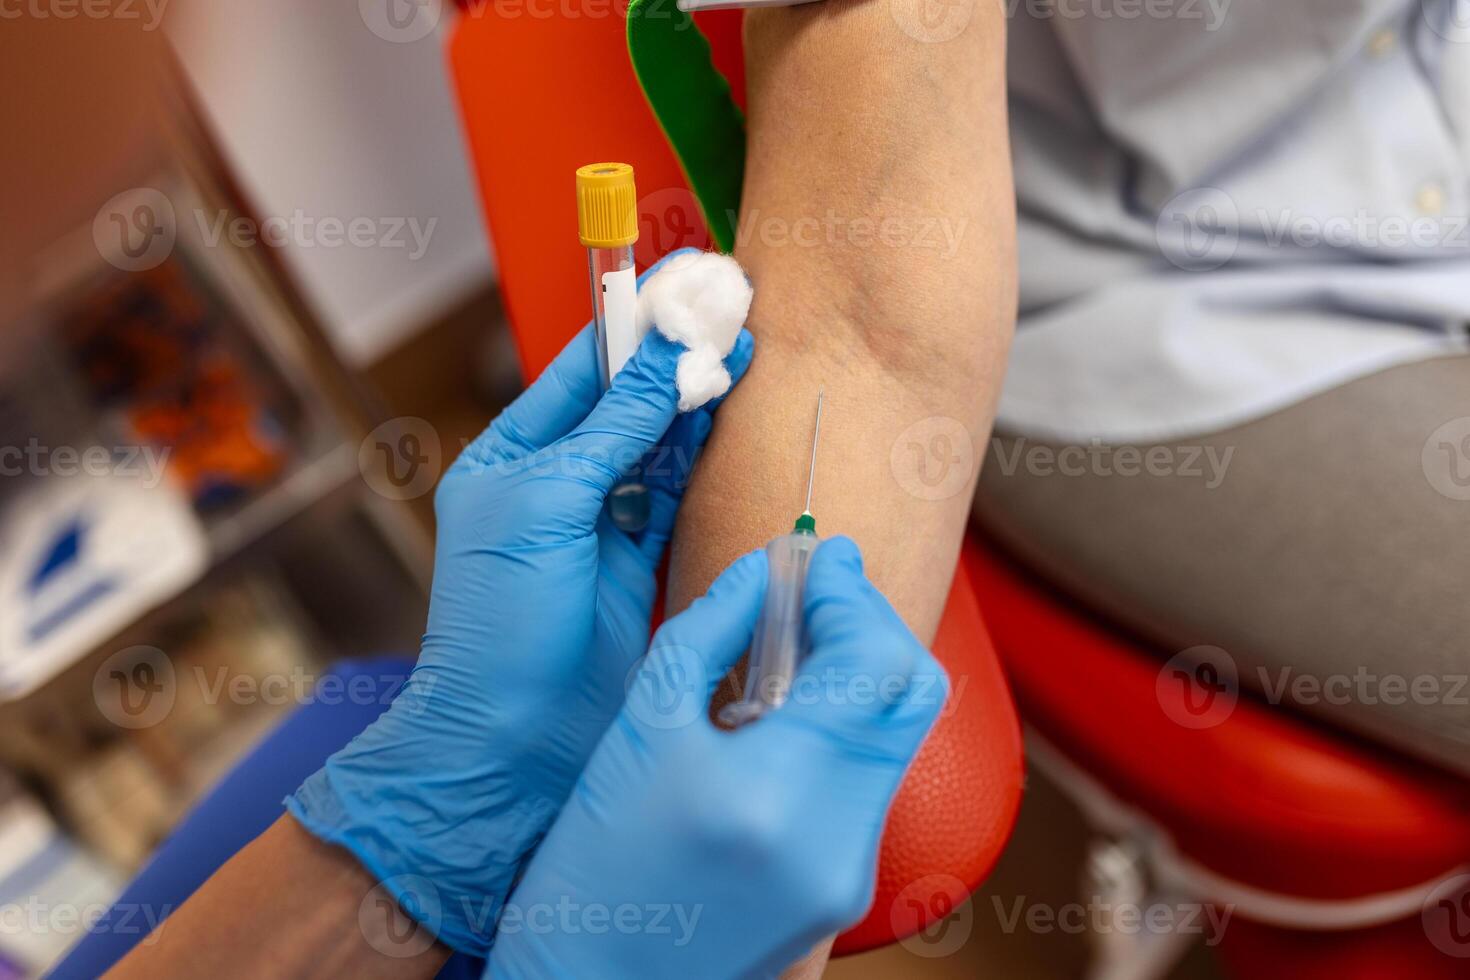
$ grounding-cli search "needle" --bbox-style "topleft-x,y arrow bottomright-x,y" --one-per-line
802,388 -> 824,519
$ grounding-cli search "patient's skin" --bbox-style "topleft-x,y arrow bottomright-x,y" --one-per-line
667,0 -> 1016,974
107,815 -> 450,979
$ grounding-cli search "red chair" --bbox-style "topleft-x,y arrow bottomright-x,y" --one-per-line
445,7 -> 1470,971
971,543 -> 1470,977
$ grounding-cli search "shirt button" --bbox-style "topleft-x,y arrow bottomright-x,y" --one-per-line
1368,28 -> 1396,59
1417,182 -> 1447,216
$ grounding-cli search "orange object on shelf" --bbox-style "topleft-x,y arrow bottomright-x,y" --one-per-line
62,261 -> 288,507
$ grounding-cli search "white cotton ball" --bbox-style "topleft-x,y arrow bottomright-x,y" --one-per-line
637,251 -> 751,352
635,250 -> 753,412
639,266 -> 704,348
633,250 -> 702,340
675,345 -> 731,413
662,249 -> 706,275
688,256 -> 752,356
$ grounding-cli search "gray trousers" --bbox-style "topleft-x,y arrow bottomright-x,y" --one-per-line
974,355 -> 1470,777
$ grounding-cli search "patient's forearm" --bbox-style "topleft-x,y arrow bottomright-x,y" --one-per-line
669,0 -> 1014,639
106,816 -> 448,979
669,9 -> 1010,971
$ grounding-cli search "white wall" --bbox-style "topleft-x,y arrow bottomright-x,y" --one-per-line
168,0 -> 493,366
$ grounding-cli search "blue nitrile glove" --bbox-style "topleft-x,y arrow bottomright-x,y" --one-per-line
486,537 -> 949,980
286,251 -> 755,956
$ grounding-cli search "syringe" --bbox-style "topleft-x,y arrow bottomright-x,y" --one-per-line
719,390 -> 825,728
576,162 -> 650,532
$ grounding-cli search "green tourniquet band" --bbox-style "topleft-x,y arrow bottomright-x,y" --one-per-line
794,513 -> 817,534
626,0 -> 747,252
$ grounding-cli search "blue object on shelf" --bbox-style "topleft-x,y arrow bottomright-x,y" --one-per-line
27,517 -> 86,594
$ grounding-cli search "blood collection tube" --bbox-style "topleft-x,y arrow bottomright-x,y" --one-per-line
576,162 -> 650,531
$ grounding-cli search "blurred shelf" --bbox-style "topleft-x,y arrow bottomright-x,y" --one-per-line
204,440 -> 358,561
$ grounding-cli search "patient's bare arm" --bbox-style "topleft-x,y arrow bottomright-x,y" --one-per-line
670,0 -> 1013,651
667,0 -> 1013,971
107,816 -> 448,979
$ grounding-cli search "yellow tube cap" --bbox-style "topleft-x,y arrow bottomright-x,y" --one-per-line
576,162 -> 639,249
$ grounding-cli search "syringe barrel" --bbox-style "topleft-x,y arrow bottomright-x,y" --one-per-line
721,529 -> 820,726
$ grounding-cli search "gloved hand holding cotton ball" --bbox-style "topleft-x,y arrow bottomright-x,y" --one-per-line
635,250 -> 754,412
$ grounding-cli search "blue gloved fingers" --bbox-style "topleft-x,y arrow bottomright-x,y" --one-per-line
773,537 -> 949,741
632,328 -> 755,565
802,537 -> 915,680
633,476 -> 690,569
627,550 -> 768,730
465,324 -> 602,466
596,510 -> 660,622
638,328 -> 752,496
555,330 -> 686,494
